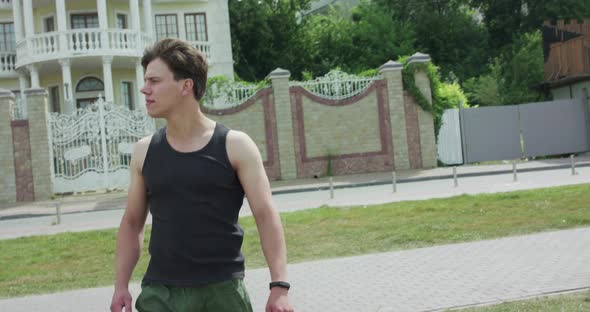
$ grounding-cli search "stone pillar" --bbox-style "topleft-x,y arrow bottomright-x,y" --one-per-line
59,59 -> 74,112
25,88 -> 54,200
0,89 -> 17,203
268,68 -> 296,180
408,52 -> 437,168
379,60 -> 410,170
102,56 -> 115,103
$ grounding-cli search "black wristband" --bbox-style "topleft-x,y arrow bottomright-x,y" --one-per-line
269,281 -> 290,290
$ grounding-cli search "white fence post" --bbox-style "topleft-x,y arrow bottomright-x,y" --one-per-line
98,98 -> 110,189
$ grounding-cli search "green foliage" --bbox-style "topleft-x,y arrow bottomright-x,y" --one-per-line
301,0 -> 415,77
373,0 -> 490,82
228,0 -> 312,81
463,62 -> 502,106
357,68 -> 380,77
463,31 -> 545,106
469,0 -> 590,52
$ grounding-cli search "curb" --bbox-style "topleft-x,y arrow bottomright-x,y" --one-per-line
271,162 -> 590,195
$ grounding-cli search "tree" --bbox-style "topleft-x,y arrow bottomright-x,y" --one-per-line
229,0 -> 312,81
302,1 -> 415,77
468,0 -> 590,52
463,31 -> 545,106
371,0 -> 490,82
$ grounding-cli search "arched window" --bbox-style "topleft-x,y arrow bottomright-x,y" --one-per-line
76,77 -> 104,92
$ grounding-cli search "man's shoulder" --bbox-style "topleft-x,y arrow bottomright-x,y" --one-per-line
226,130 -> 261,167
132,134 -> 155,171
136,133 -> 155,148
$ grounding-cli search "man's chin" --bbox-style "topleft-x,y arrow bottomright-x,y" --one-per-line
146,109 -> 164,119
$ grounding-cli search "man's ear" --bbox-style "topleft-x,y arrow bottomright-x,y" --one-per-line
182,78 -> 194,97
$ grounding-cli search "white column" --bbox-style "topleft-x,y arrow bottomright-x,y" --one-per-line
18,71 -> 29,107
12,0 -> 24,42
23,0 -> 34,36
97,0 -> 108,49
59,59 -> 74,113
142,0 -> 153,39
102,56 -> 114,103
135,59 -> 145,112
130,0 -> 141,49
56,0 -> 68,52
27,65 -> 39,88
178,13 -> 186,40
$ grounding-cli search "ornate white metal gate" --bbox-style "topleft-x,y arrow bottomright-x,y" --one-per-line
49,98 -> 155,194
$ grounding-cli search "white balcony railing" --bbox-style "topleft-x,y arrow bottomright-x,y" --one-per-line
0,51 -> 16,74
0,0 -> 11,10
16,29 -> 156,66
190,41 -> 212,61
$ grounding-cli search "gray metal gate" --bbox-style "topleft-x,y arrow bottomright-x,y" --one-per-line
437,97 -> 590,164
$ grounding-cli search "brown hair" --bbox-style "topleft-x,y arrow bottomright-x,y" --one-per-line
141,38 -> 208,101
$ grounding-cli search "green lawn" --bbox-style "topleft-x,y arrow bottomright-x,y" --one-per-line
1,183 -> 590,298
454,290 -> 590,311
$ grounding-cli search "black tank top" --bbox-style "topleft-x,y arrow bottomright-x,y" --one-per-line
141,123 -> 246,286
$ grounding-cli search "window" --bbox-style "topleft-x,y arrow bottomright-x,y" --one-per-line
44,16 -> 55,32
76,77 -> 104,92
0,22 -> 15,52
122,81 -> 134,110
185,13 -> 207,42
71,14 -> 99,29
116,14 -> 128,29
155,14 -> 178,40
49,86 -> 61,113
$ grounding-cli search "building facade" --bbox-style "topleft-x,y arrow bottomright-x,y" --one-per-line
0,0 -> 233,113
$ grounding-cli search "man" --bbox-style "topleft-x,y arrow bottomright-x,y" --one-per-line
110,38 -> 293,312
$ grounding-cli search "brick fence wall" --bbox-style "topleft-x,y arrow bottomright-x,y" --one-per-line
201,56 -> 436,180
0,56 -> 437,203
11,120 -> 34,201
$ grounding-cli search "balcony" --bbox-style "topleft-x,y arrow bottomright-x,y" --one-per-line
545,36 -> 590,81
190,41 -> 212,61
0,51 -> 17,78
15,29 -> 155,67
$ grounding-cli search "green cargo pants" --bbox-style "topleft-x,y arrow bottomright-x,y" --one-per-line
135,278 -> 253,312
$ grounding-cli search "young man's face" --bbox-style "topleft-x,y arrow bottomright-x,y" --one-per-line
140,57 -> 186,118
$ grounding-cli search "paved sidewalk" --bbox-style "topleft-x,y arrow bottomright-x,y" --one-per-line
1,155 -> 589,220
1,227 -> 589,312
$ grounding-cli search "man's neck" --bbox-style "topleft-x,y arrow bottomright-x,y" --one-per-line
165,100 -> 214,140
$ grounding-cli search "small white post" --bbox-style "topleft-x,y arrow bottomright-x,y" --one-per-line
55,201 -> 61,225
571,154 -> 577,175
453,167 -> 458,187
329,177 -> 334,199
513,162 -> 518,182
392,171 -> 397,193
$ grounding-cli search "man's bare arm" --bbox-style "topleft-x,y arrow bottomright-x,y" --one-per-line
228,131 -> 288,281
111,136 -> 150,312
227,131 -> 293,312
